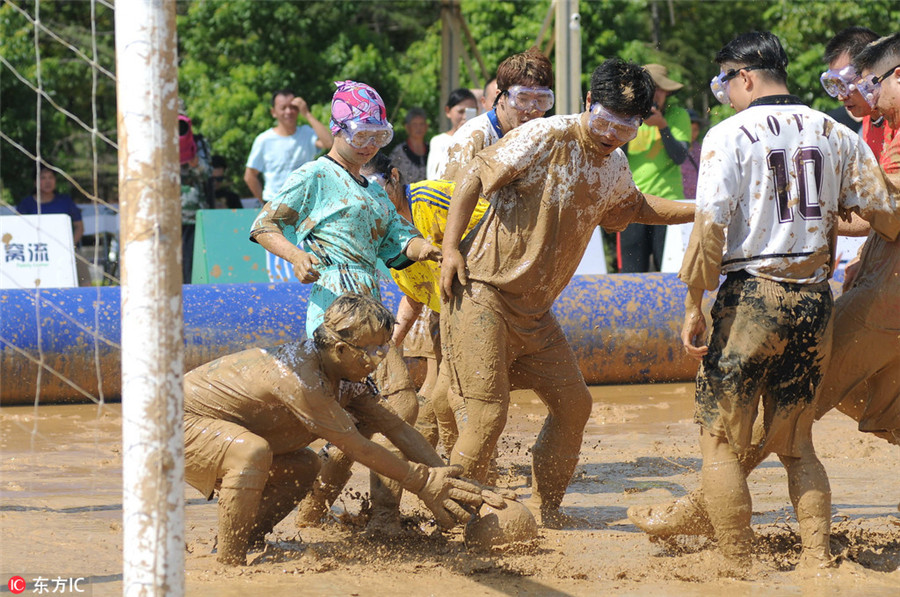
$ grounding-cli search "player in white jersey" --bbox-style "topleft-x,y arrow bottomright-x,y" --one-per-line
677,32 -> 900,570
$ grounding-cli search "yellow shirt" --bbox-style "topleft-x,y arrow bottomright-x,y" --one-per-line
390,179 -> 489,311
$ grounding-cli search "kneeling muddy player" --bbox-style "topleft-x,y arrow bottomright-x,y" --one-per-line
439,58 -> 694,528
183,294 -> 501,565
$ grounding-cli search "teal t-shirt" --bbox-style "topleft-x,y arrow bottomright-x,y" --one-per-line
626,105 -> 691,200
250,157 -> 419,336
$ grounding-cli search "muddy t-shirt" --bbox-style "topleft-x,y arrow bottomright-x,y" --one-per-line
460,114 -> 643,318
183,341 -> 400,455
439,111 -> 502,183
680,99 -> 900,291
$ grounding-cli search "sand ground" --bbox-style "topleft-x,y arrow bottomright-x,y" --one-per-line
1,383 -> 898,596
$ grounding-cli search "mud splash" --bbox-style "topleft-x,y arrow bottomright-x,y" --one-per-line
1,384 -> 897,596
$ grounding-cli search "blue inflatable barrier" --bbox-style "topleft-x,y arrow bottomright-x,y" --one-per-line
0,274 -> 700,405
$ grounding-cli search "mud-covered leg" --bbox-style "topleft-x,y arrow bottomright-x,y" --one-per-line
700,430 -> 753,566
295,444 -> 354,527
368,346 -> 419,533
216,433 -> 272,565
249,448 -> 320,545
526,381 -> 592,528
627,438 -> 769,538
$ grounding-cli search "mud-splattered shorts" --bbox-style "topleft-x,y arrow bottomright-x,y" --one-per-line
403,306 -> 441,360
183,414 -> 250,499
440,286 -> 586,404
695,272 -> 833,457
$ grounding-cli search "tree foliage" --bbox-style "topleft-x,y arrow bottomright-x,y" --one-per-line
2,0 -> 898,204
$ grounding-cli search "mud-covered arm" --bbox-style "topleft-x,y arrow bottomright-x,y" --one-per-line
633,194 -> 694,225
380,419 -> 446,468
440,171 -> 483,299
392,295 -> 424,346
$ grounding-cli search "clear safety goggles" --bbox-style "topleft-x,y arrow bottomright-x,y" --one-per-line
819,64 -> 860,99
587,103 -> 642,143
504,85 -> 555,112
709,66 -> 764,104
855,63 -> 900,109
325,326 -> 390,367
339,120 -> 394,149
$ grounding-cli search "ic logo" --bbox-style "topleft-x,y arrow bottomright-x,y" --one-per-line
7,576 -> 27,594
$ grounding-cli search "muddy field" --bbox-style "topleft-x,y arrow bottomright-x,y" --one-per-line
1,383 -> 898,596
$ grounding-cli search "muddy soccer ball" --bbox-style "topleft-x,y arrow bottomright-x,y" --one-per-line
464,499 -> 538,549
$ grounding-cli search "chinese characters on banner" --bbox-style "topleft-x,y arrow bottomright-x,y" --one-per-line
0,214 -> 77,289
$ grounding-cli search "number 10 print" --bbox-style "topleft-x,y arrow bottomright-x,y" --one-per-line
767,147 -> 824,223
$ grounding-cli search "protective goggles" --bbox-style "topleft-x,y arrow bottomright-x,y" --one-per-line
819,64 -> 860,99
587,103 -> 642,143
339,120 -> 394,149
504,85 -> 555,112
709,66 -> 764,104
325,326 -> 390,367
855,64 -> 900,109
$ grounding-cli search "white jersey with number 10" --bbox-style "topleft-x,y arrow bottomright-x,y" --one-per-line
696,102 -> 892,284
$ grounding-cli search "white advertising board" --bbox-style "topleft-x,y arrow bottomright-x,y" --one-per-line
1,214 -> 78,289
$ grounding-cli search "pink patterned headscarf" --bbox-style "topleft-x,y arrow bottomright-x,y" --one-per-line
329,80 -> 389,135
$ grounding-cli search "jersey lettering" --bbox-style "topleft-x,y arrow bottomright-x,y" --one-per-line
767,146 -> 824,223
766,115 -> 781,136
739,125 -> 759,144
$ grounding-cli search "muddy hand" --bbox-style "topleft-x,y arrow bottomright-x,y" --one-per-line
472,482 -> 517,509
418,242 -> 441,263
440,249 -> 467,301
292,251 -> 321,284
681,308 -> 707,359
407,464 -> 481,528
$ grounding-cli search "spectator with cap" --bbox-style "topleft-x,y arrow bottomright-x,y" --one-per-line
620,63 -> 691,272
389,107 -> 430,184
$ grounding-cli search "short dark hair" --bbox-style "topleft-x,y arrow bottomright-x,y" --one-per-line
446,88 -> 477,109
312,293 -> 395,350
824,26 -> 879,64
211,154 -> 227,170
361,152 -> 393,178
404,107 -> 428,124
716,31 -> 789,85
589,58 -> 655,119
496,47 -> 553,92
854,32 -> 900,74
271,89 -> 296,106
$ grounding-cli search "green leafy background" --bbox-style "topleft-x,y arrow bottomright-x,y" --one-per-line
2,0 -> 897,204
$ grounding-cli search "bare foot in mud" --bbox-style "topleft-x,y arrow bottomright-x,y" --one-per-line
524,499 -> 594,530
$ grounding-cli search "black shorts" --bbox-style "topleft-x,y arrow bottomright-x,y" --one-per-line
695,272 -> 833,456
